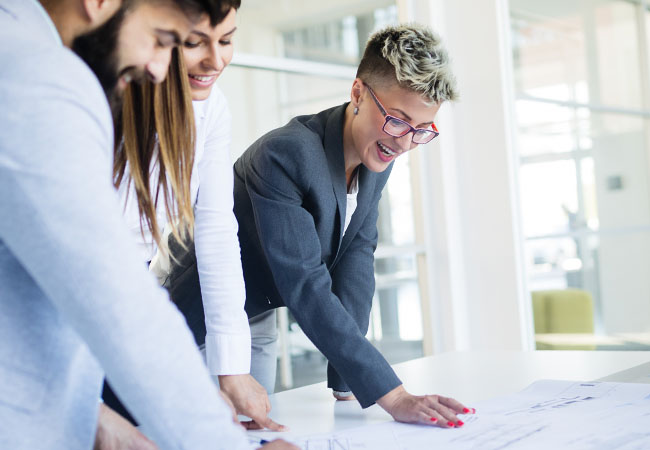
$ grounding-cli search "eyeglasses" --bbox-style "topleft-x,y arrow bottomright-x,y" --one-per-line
364,83 -> 439,145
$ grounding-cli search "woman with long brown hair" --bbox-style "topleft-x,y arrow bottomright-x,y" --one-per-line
97,2 -> 293,448
114,46 -> 196,256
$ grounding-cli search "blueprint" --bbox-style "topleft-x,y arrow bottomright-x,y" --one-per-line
251,380 -> 650,449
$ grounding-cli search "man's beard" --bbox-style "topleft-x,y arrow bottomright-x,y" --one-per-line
72,8 -> 125,120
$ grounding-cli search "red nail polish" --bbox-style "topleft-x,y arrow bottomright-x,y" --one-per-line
447,421 -> 455,427
456,420 -> 464,427
430,417 -> 437,422
472,408 -> 476,414
462,408 -> 470,413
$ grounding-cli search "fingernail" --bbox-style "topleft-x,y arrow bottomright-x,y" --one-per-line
472,408 -> 476,414
430,417 -> 437,422
462,407 -> 470,413
447,421 -> 455,427
456,420 -> 464,427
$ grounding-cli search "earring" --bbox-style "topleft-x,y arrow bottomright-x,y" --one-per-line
353,107 -> 359,115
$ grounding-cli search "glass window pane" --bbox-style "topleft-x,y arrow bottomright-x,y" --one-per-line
525,237 -> 580,291
593,2 -> 642,109
374,253 -> 417,277
373,255 -> 423,357
519,160 -> 579,237
599,231 -> 650,334
511,0 -> 643,109
517,110 -> 650,236
516,101 -> 588,157
511,5 -> 587,103
221,67 -> 351,159
372,281 -> 424,362
378,154 -> 416,246
580,157 -> 599,229
589,114 -> 650,229
511,0 -> 650,352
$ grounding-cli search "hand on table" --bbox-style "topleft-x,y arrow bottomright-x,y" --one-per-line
218,374 -> 287,431
94,403 -> 158,450
376,385 -> 475,428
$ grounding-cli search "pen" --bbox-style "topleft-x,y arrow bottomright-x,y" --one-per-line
249,438 -> 270,446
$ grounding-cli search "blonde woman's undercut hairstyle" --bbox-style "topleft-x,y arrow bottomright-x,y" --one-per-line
356,23 -> 458,104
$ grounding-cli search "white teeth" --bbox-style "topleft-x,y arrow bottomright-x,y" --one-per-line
190,74 -> 214,82
377,142 -> 396,156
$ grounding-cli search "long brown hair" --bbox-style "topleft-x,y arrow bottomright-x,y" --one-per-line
113,47 -> 195,248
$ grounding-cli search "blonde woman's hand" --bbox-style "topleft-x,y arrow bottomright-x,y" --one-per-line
377,385 -> 475,428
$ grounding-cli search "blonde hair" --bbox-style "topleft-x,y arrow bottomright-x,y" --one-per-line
356,23 -> 458,104
113,47 -> 195,249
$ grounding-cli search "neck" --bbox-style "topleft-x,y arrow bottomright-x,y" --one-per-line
342,103 -> 361,190
40,0 -> 84,47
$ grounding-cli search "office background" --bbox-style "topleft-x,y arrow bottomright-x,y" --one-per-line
216,0 -> 650,389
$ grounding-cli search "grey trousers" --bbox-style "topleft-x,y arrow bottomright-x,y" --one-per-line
248,309 -> 278,394
198,309 -> 277,394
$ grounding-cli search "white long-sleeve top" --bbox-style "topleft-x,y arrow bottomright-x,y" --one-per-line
120,86 -> 250,375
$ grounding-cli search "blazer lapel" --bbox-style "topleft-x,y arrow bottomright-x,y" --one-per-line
322,104 -> 348,251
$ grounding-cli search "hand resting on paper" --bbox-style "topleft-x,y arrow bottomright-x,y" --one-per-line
219,373 -> 287,431
376,385 -> 475,428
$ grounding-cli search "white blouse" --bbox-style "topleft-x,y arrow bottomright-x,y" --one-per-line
344,169 -> 359,235
120,85 -> 250,376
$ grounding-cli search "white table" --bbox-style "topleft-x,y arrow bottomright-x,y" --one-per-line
258,350 -> 650,438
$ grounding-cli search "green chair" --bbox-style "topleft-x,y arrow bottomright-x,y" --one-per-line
532,289 -> 595,350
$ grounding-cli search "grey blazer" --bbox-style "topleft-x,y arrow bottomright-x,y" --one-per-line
234,103 -> 402,407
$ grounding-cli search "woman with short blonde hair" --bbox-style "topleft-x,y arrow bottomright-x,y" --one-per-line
230,23 -> 473,427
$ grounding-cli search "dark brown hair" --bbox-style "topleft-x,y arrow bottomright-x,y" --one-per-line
133,0 -> 235,26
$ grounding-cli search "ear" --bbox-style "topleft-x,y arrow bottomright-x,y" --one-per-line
81,0 -> 121,27
350,78 -> 364,108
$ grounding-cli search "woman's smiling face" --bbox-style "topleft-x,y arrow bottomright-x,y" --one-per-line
181,8 -> 237,101
347,79 -> 441,173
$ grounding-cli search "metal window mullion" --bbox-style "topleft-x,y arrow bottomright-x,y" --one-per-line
516,94 -> 650,118
231,52 -> 357,80
526,223 -> 650,241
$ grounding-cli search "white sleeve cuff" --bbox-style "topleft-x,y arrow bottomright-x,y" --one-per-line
205,332 -> 252,376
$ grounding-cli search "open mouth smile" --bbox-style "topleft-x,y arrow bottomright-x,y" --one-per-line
188,73 -> 217,87
377,141 -> 397,162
